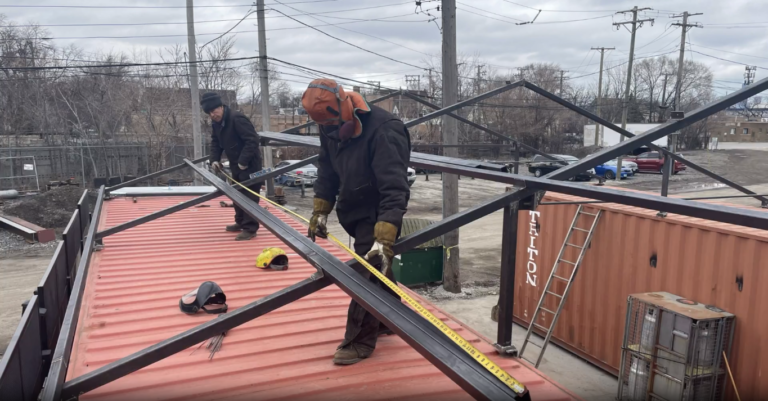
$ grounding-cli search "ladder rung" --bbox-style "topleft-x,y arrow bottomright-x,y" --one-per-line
553,274 -> 569,281
565,242 -> 583,249
541,307 -> 557,315
533,322 -> 550,332
558,259 -> 577,265
525,340 -> 543,348
546,291 -> 563,298
579,211 -> 599,217
572,227 -> 590,232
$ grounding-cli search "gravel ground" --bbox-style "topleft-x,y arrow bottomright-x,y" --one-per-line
2,186 -> 87,229
0,230 -> 59,258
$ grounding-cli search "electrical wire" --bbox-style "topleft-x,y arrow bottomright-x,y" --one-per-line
689,50 -> 768,70
0,16 -> 431,41
0,0 -> 337,8
456,2 -> 525,22
500,0 -> 617,13
267,2 -> 424,70
271,1 -> 435,57
687,42 -> 768,61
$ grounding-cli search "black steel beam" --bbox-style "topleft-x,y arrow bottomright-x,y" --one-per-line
282,90 -> 401,133
405,81 -> 524,128
184,160 -> 526,400
408,158 -> 768,230
40,186 -> 105,401
106,155 -> 209,193
393,190 -> 525,255
412,144 -> 518,148
95,156 -> 319,240
542,76 -> 768,181
258,132 -> 507,172
61,277 -> 329,398
402,91 -> 567,165
523,81 -> 768,204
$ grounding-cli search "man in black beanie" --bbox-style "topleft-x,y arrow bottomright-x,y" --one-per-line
201,92 -> 263,241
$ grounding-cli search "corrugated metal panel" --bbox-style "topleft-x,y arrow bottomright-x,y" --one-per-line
400,218 -> 444,248
67,196 -> 578,400
514,191 -> 768,399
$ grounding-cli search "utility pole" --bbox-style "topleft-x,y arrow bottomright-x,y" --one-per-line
441,0 -> 461,293
558,70 -> 567,96
613,7 -> 653,179
256,0 -> 275,197
659,72 -> 674,122
186,0 -> 203,185
669,11 -> 703,153
591,47 -> 614,146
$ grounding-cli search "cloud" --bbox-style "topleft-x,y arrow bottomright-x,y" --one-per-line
3,0 -> 765,95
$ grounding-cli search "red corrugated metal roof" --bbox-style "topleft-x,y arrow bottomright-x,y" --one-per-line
67,195 -> 578,400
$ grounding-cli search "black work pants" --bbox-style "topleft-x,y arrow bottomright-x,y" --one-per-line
232,167 -> 262,233
338,213 -> 400,353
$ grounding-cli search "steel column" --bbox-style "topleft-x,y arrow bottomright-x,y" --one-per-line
96,156 -> 319,239
523,81 -> 768,204
495,198 -> 520,356
106,155 -> 209,193
661,157 -> 671,197
184,160 -> 526,401
40,186 -> 105,401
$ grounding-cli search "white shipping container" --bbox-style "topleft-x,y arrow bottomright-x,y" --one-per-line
584,123 -> 667,148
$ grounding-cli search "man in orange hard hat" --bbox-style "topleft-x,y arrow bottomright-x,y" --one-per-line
302,79 -> 411,365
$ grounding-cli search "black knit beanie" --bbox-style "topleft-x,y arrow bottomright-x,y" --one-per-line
200,92 -> 223,113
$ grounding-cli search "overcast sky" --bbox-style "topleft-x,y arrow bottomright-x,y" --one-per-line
2,0 -> 766,97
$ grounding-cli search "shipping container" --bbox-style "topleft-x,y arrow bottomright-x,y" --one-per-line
513,191 -> 768,398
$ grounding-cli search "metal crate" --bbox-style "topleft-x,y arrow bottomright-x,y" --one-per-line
618,292 -> 735,401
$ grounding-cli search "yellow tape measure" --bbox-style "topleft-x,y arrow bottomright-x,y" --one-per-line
223,172 -> 527,396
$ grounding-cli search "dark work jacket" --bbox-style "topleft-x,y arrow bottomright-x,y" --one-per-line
210,106 -> 263,180
314,105 -> 411,230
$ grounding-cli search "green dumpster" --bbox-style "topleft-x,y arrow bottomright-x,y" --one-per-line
392,218 -> 444,286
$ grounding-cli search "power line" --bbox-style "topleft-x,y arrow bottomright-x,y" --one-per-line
687,42 -> 768,61
0,15 -> 430,41
271,0 -> 435,57
690,50 -> 768,70
266,2 -> 424,70
500,0 -> 617,13
0,0 -> 337,8
456,2 -> 525,22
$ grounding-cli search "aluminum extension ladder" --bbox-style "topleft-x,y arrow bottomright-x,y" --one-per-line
519,205 -> 602,368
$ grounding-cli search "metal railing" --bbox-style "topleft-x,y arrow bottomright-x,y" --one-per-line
0,190 -> 91,401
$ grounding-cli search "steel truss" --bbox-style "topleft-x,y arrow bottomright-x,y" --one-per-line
36,74 -> 768,401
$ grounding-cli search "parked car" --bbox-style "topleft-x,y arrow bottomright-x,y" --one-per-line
594,159 -> 633,180
274,160 -> 318,187
407,167 -> 416,187
621,160 -> 639,174
528,154 -> 592,181
624,151 -> 686,174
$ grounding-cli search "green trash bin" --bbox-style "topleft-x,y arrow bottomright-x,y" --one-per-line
392,218 -> 444,286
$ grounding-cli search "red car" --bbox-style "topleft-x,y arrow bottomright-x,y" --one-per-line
624,151 -> 686,174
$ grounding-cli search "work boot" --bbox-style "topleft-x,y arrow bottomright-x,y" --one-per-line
235,231 -> 257,241
333,344 -> 372,365
226,223 -> 243,232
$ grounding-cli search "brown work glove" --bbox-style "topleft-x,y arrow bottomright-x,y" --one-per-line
308,197 -> 334,241
369,221 -> 398,262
